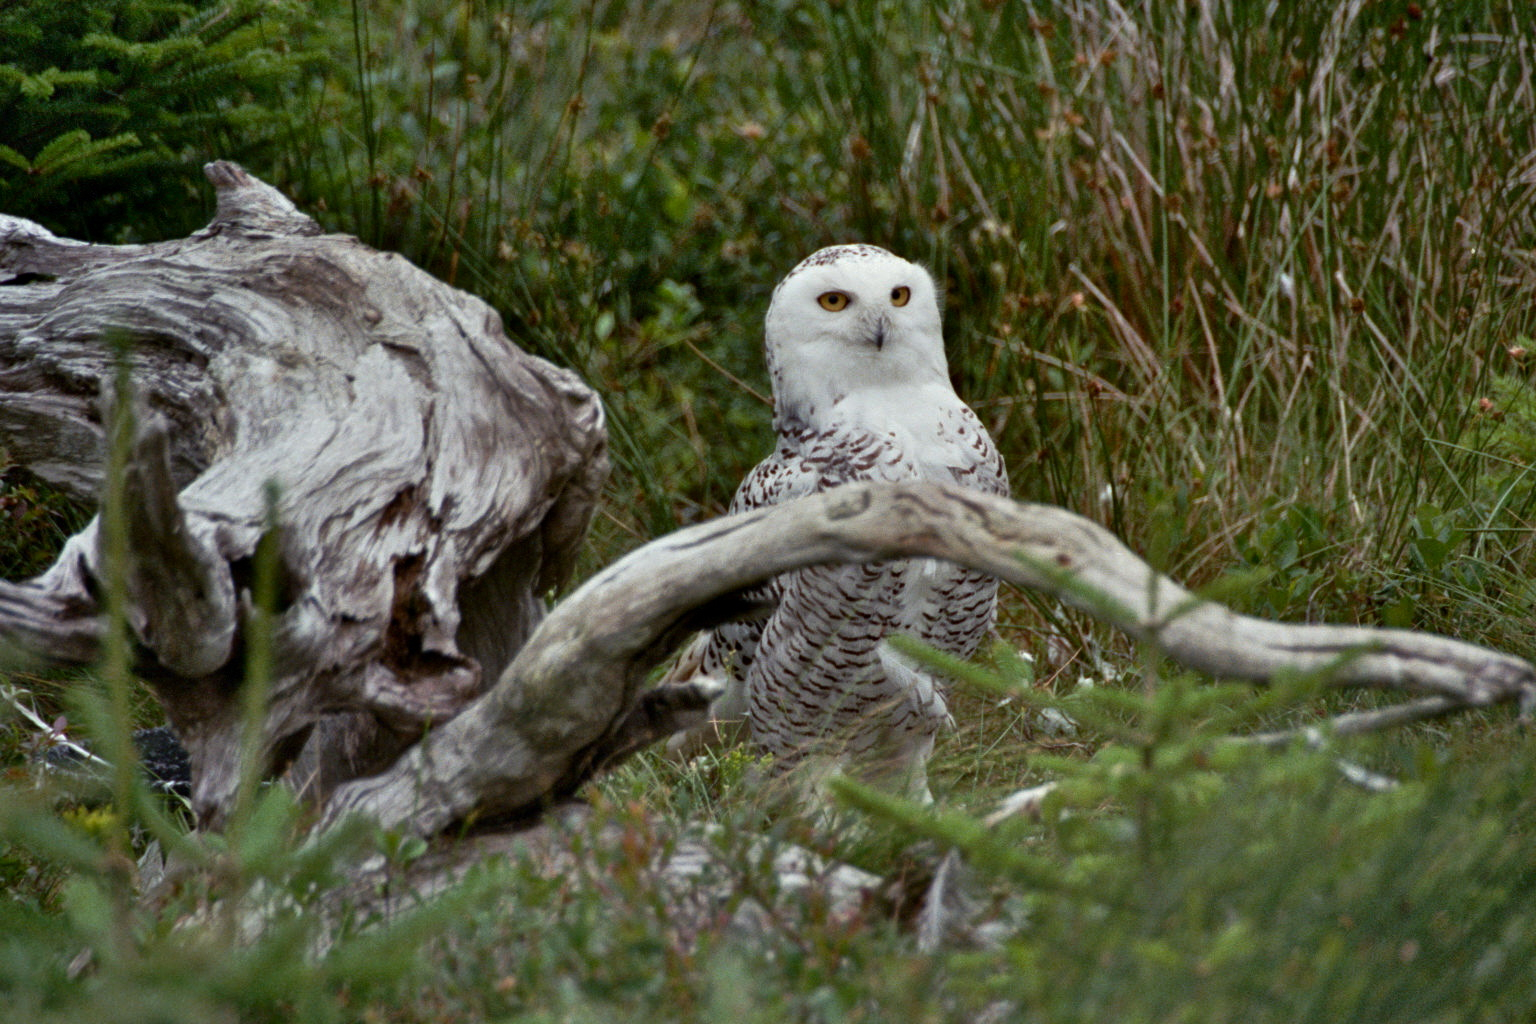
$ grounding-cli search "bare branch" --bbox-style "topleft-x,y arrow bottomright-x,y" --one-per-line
323,481 -> 1535,836
1239,696 -> 1467,748
114,404 -> 237,679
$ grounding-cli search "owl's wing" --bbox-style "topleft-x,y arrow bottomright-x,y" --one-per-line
726,433 -> 828,514
685,426 -> 893,715
937,403 -> 1011,498
690,433 -> 835,712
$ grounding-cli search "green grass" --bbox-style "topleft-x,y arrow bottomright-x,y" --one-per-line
4,0 -> 1536,1019
259,0 -> 1536,645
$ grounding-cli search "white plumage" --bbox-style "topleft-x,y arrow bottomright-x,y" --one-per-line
690,244 -> 1009,798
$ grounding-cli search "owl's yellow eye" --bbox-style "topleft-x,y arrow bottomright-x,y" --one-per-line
817,291 -> 851,312
890,285 -> 911,307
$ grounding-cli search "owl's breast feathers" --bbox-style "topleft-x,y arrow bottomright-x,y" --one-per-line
701,398 -> 1008,759
734,399 -> 1008,512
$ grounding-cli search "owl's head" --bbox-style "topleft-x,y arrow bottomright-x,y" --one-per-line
764,244 -> 951,428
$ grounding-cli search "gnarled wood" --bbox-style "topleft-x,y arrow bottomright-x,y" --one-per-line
0,163 -> 607,825
322,480 -> 1536,837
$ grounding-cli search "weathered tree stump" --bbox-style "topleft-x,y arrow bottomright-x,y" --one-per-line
0,162 -> 607,824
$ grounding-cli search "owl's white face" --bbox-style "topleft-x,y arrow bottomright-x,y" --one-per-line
764,244 -> 952,429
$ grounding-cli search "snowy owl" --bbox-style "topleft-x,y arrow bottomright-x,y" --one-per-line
683,243 -> 1009,799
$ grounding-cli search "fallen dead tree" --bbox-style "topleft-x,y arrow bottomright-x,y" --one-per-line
2,164 -> 1532,852
320,478 -> 1536,837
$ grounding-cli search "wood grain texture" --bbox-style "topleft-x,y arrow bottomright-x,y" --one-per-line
0,163 -> 607,824
324,480 -> 1535,837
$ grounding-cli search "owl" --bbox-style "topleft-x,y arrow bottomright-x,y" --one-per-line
689,244 -> 1009,799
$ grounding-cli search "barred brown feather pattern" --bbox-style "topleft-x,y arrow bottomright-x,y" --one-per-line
700,408 -> 1008,780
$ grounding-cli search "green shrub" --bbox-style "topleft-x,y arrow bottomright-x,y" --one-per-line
840,648 -> 1536,1023
0,0 -> 312,242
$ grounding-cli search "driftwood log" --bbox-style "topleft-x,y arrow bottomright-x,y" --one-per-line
3,164 -> 1533,843
321,480 -> 1536,836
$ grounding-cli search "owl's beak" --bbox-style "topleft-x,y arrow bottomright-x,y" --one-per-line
871,319 -> 887,352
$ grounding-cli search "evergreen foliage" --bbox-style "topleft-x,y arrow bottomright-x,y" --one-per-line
0,0 -> 311,242
840,650 -> 1536,1021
